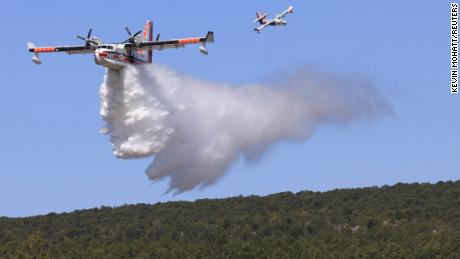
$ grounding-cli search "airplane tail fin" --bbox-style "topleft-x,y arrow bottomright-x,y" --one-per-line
136,20 -> 153,63
254,12 -> 267,24
142,20 -> 153,42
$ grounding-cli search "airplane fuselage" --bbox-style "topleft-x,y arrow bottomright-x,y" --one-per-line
259,18 -> 287,27
271,18 -> 288,26
94,44 -> 147,70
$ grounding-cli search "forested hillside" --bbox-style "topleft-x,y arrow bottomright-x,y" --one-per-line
1,181 -> 459,258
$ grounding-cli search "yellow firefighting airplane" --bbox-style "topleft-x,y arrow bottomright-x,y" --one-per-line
28,20 -> 214,70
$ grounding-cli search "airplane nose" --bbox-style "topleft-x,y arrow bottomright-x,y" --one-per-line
94,49 -> 106,65
96,50 -> 108,58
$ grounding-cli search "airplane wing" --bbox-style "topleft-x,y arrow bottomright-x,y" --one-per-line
255,21 -> 273,32
278,6 -> 294,19
126,31 -> 214,51
28,43 -> 95,55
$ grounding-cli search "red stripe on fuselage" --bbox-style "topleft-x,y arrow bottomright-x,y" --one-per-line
99,51 -> 147,64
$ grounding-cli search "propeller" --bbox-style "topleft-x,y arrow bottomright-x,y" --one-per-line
76,28 -> 98,47
123,26 -> 142,44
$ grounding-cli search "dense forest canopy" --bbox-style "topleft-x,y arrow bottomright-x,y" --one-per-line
1,181 -> 459,258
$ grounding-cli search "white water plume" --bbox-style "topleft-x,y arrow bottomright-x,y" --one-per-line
99,64 -> 390,194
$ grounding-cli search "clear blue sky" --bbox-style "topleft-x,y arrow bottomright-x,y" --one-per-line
0,1 -> 456,217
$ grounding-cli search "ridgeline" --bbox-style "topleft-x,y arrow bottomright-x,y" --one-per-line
1,181 -> 459,258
